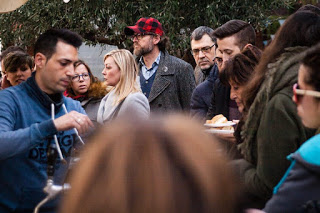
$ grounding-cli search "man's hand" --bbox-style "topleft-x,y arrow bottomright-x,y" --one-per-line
53,111 -> 94,135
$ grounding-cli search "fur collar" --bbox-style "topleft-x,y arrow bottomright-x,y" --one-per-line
67,81 -> 109,100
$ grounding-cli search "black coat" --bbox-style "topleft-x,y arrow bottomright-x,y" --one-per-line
206,78 -> 231,120
190,65 -> 218,121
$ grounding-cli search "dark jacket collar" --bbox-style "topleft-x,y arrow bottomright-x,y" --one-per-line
207,64 -> 219,83
26,72 -> 64,113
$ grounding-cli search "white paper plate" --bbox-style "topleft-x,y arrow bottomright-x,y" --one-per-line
204,129 -> 234,134
204,121 -> 236,128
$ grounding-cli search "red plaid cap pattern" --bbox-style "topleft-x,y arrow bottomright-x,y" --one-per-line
124,17 -> 164,36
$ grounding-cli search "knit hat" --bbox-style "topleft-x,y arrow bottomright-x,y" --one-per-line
124,17 -> 164,36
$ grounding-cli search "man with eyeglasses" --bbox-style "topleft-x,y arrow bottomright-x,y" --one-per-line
189,26 -> 219,120
124,17 -> 195,113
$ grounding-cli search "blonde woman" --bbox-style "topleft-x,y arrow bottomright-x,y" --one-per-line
97,49 -> 150,123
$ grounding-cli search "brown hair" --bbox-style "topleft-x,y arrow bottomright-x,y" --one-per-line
74,60 -> 96,83
301,43 -> 320,91
213,20 -> 256,50
66,60 -> 107,99
220,45 -> 261,86
60,115 -> 240,213
243,11 -> 320,109
3,51 -> 33,73
0,46 -> 25,62
297,4 -> 320,15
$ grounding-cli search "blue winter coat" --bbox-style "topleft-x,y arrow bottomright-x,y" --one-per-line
264,133 -> 320,212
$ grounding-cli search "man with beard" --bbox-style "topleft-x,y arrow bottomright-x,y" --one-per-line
124,17 -> 195,113
189,26 -> 219,120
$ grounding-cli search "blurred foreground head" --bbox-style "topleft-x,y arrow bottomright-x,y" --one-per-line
60,115 -> 240,213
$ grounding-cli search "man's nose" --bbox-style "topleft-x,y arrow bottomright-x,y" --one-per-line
66,64 -> 75,77
222,54 -> 229,63
132,36 -> 138,42
198,50 -> 205,58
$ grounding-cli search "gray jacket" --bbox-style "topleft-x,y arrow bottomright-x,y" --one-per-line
97,90 -> 150,124
81,97 -> 102,126
142,51 -> 195,113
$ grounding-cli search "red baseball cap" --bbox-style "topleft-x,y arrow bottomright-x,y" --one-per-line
124,17 -> 164,36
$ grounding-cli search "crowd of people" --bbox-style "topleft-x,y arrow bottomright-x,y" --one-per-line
0,4 -> 320,213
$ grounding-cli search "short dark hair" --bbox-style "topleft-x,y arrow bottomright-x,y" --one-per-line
190,26 -> 215,43
301,43 -> 320,92
0,46 -> 25,62
34,29 -> 82,60
3,51 -> 34,73
213,20 -> 256,49
220,45 -> 261,86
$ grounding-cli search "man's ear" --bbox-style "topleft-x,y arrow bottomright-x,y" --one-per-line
34,53 -> 46,69
153,34 -> 161,45
243,43 -> 253,51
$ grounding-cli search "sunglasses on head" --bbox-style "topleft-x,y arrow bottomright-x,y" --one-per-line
293,83 -> 320,103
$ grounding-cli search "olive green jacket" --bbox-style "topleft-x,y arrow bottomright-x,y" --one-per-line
234,47 -> 315,208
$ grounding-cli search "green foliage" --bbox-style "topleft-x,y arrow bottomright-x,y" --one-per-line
0,0 -> 297,56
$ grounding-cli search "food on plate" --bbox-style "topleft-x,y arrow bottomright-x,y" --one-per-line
206,114 -> 228,124
206,114 -> 234,131
221,126 -> 234,131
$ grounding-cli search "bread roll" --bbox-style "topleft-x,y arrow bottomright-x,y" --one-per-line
211,114 -> 227,124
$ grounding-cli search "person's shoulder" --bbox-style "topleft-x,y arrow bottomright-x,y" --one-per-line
124,92 -> 149,112
127,92 -> 148,102
0,88 -> 13,102
268,88 -> 295,109
295,134 -> 320,166
63,96 -> 82,109
195,79 -> 211,91
0,84 -> 24,97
